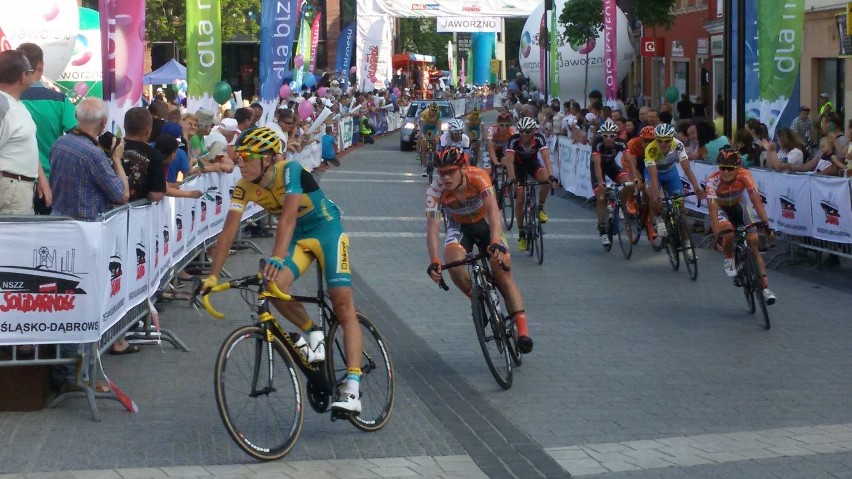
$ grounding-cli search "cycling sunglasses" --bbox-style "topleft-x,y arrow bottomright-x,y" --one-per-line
601,133 -> 617,139
497,122 -> 511,127
519,129 -> 535,134
718,165 -> 739,171
237,151 -> 267,161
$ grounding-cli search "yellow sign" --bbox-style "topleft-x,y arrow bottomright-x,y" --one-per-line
490,59 -> 500,74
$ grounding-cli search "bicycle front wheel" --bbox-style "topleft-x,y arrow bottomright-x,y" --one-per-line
501,182 -> 515,230
616,204 -> 634,259
525,200 -> 537,257
534,218 -> 544,264
326,312 -> 395,432
748,254 -> 771,329
215,325 -> 304,461
471,286 -> 512,389
679,214 -> 697,280
738,248 -> 756,314
663,214 -> 680,271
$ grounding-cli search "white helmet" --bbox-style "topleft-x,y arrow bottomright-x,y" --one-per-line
517,117 -> 538,131
448,119 -> 465,133
599,119 -> 619,134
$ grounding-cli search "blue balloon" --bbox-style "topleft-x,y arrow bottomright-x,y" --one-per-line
303,73 -> 317,88
508,82 -> 519,92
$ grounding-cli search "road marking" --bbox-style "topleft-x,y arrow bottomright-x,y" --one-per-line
347,232 -> 599,240
343,216 -> 596,223
329,170 -> 422,177
323,178 -> 422,183
547,423 -> 852,476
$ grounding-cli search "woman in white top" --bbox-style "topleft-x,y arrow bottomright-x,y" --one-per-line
765,128 -> 806,170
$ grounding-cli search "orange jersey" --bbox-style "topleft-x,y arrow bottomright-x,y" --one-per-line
705,168 -> 758,208
488,125 -> 516,144
425,167 -> 494,224
626,137 -> 645,160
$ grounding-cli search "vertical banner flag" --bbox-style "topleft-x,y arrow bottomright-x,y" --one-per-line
743,0 -> 759,120
99,0 -> 145,130
467,43 -> 473,87
0,26 -> 11,52
293,8 -> 311,88
757,0 -> 804,137
603,0 -> 618,101
57,8 -> 103,106
539,12 -> 546,93
259,0 -> 298,102
447,41 -> 457,87
187,0 -> 221,111
549,9 -> 560,99
336,23 -> 356,90
309,13 -> 322,74
359,17 -> 386,91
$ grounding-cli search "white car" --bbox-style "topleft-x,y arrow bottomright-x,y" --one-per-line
399,100 -> 455,151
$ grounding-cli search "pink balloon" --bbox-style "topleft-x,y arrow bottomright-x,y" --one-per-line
74,82 -> 89,97
393,87 -> 401,96
350,66 -> 357,74
369,75 -> 378,84
316,87 -> 328,97
279,84 -> 291,99
294,54 -> 304,68
298,100 -> 314,120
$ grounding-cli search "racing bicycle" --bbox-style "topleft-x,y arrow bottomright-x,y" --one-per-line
726,221 -> 772,329
491,162 -> 514,230
517,179 -> 552,265
659,190 -> 698,281
602,181 -> 639,259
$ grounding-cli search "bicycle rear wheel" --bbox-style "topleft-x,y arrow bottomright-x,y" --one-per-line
604,216 -> 614,252
616,204 -> 634,259
326,312 -> 395,432
215,325 -> 303,461
525,202 -> 536,257
534,218 -> 544,264
471,285 -> 512,389
748,255 -> 771,329
679,214 -> 697,280
738,248 -> 756,314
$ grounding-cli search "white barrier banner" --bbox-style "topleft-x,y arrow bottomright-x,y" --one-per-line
150,199 -> 174,288
677,162 -> 712,214
747,168 -> 777,226
170,197 -> 194,267
0,221 -> 103,345
101,210 -> 130,331
182,178 -> 202,253
772,172 -> 813,237
293,142 -> 323,171
196,174 -> 217,244
809,175 -> 852,244
558,140 -> 594,199
127,205 -> 151,307
436,16 -> 502,33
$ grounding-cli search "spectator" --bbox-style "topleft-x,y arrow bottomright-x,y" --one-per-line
692,96 -> 707,121
615,117 -> 628,140
819,112 -> 847,161
17,43 -> 75,215
49,97 -> 131,377
250,102 -> 264,127
734,128 -> 765,168
359,113 -> 374,144
789,106 -> 814,151
122,106 -> 166,202
676,93 -> 693,121
625,96 -> 639,122
189,108 -> 214,160
588,89 -> 602,108
179,112 -> 197,156
787,136 -> 845,176
676,120 -> 700,161
765,128 -> 806,170
161,122 -> 194,183
659,110 -> 674,127
645,109 -> 660,128
818,92 -> 834,118
695,120 -> 730,165
226,107 -> 255,162
624,119 -> 638,140
152,134 -> 202,200
203,117 -> 239,172
637,105 -> 650,129
0,50 -> 46,215
148,99 -> 168,141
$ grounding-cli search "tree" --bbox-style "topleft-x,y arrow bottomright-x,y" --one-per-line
558,0 -> 603,106
398,19 -> 452,70
146,0 -> 262,60
629,0 -> 676,35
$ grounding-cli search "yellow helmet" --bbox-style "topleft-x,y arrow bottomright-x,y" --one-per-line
235,127 -> 281,154
471,105 -> 480,114
428,103 -> 438,111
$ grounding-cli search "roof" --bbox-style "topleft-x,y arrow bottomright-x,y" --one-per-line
143,59 -> 187,85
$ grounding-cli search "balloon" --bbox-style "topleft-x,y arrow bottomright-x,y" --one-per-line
393,87 -> 401,96
665,86 -> 679,104
279,84 -> 292,99
297,100 -> 314,120
350,66 -> 357,74
316,87 -> 328,97
171,83 -> 181,92
74,82 -> 89,97
369,75 -> 378,84
212,81 -> 233,104
303,73 -> 317,88
0,0 -> 78,81
289,81 -> 297,91
294,54 -> 304,68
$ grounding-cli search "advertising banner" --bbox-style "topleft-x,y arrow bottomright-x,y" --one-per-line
1,0 -> 78,80
127,205 -> 150,307
170,197 -> 194,268
809,175 -> 852,244
0,221 -> 102,345
603,0 -> 618,101
358,16 -> 387,91
182,178 -> 202,252
676,162 -> 711,214
436,17 -> 502,33
186,0 -> 221,111
771,172 -> 812,237
336,23 -> 356,90
99,0 -> 144,130
0,26 -> 11,52
100,210 -> 129,331
746,168 -> 776,224
357,0 -> 538,17
538,13 -> 546,93
549,10 -> 559,99
56,8 -> 103,106
756,0 -> 804,137
309,13 -> 322,74
557,140 -> 594,199
259,0 -> 299,102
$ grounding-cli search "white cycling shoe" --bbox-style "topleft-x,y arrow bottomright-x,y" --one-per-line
331,392 -> 362,414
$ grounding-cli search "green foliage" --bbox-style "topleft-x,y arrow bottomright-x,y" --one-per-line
398,19 -> 453,69
629,0 -> 676,31
557,0 -> 603,47
146,0 -> 262,47
504,18 -> 526,67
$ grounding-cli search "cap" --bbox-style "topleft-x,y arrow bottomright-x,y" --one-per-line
330,80 -> 339,86
820,92 -> 830,99
161,121 -> 183,139
195,109 -> 214,126
799,105 -> 811,112
156,87 -> 164,92
219,118 -> 240,133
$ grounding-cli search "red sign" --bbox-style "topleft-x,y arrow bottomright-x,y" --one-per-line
641,37 -> 665,57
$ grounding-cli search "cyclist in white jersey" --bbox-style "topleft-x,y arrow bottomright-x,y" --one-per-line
439,119 -> 471,164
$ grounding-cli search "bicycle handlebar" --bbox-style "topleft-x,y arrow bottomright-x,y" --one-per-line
717,221 -> 769,238
191,260 -> 295,319
435,251 -> 510,291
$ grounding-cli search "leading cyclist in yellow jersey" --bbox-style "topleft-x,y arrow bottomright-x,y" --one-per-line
419,103 -> 441,176
466,106 -> 483,166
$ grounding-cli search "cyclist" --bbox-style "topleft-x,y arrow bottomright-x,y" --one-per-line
591,119 -> 636,246
425,146 -> 533,354
504,117 -> 559,252
622,126 -> 656,242
644,123 -> 705,250
419,102 -> 442,177
200,127 -> 365,414
439,119 -> 471,163
706,148 -> 776,304
466,105 -> 483,166
486,111 -> 516,179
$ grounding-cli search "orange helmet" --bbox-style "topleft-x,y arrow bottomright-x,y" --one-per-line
640,126 -> 656,140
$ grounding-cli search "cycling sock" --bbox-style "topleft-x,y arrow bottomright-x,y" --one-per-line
344,367 -> 362,395
512,310 -> 529,337
518,230 -> 526,238
598,223 -> 607,234
463,288 -> 473,299
300,321 -> 315,333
